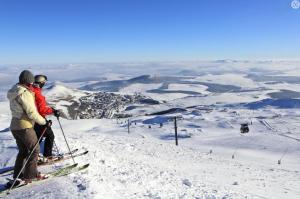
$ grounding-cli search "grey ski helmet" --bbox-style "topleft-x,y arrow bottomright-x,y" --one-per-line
35,75 -> 47,83
35,75 -> 48,88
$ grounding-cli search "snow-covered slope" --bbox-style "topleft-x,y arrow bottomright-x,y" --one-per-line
1,62 -> 300,198
0,100 -> 299,199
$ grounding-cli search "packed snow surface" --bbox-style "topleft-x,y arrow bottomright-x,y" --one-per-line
0,101 -> 300,199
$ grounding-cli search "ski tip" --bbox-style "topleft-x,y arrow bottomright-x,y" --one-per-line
80,164 -> 90,171
79,163 -> 90,169
68,163 -> 78,168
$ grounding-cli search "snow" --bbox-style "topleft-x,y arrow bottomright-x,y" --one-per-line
1,99 -> 300,198
171,91 -> 269,107
118,83 -> 163,95
146,92 -> 189,102
167,84 -> 210,94
194,74 -> 259,89
263,82 -> 300,93
1,63 -> 300,198
118,83 -> 194,101
45,82 -> 86,101
42,83 -> 87,118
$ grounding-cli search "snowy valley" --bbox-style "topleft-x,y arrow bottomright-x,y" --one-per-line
0,61 -> 300,198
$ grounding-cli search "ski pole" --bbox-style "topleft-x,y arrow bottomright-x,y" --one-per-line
53,140 -> 61,156
7,126 -> 48,194
56,117 -> 76,164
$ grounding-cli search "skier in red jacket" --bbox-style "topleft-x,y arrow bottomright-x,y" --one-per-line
32,75 -> 60,161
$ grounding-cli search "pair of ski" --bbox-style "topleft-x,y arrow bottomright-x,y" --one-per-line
37,149 -> 89,165
0,149 -> 89,195
0,148 -> 88,175
0,163 -> 90,195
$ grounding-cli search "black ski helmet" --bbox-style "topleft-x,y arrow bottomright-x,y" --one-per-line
35,75 -> 48,88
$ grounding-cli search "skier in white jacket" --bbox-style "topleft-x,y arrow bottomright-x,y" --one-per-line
7,70 -> 51,185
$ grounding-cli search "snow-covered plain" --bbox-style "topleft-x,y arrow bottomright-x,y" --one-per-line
0,61 -> 300,199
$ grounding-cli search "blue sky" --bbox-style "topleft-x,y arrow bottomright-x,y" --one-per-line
0,0 -> 299,64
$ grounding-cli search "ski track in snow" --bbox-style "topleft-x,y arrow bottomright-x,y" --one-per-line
74,135 -> 300,199
2,125 -> 300,199
0,110 -> 300,199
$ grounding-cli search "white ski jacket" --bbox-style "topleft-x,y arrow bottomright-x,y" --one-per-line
7,84 -> 46,130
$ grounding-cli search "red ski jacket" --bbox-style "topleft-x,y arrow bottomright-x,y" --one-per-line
31,86 -> 53,118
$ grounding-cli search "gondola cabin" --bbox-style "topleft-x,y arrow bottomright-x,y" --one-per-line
240,123 -> 249,134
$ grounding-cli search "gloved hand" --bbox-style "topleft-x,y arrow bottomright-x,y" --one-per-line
53,109 -> 61,118
46,120 -> 52,127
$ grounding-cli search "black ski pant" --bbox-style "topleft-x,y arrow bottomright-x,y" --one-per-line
34,123 -> 55,157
